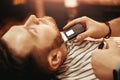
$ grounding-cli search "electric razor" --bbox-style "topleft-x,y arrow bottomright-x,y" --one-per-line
61,24 -> 85,42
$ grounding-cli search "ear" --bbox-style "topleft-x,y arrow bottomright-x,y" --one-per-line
48,50 -> 62,70
24,15 -> 39,27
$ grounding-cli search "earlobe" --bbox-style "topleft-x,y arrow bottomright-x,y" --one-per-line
48,50 -> 62,70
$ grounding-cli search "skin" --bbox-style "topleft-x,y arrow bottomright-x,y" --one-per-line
64,16 -> 120,42
1,15 -> 120,79
1,15 -> 67,74
63,16 -> 120,80
64,16 -> 110,42
92,39 -> 120,80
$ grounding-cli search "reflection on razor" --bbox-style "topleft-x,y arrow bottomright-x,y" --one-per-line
61,24 -> 85,42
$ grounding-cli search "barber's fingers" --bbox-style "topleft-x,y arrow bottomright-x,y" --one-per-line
110,37 -> 120,48
63,16 -> 89,30
74,30 -> 91,42
116,40 -> 120,48
91,39 -> 118,54
105,39 -> 118,49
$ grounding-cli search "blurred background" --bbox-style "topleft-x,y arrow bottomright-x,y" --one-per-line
0,0 -> 120,31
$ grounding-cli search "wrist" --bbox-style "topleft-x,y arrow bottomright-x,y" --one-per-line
104,22 -> 111,39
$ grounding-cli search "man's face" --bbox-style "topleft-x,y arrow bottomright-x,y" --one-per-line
1,15 -> 67,77
24,15 -> 59,54
2,15 -> 67,73
2,15 -> 62,59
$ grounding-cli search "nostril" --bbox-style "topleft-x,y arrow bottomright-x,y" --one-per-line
34,18 -> 40,25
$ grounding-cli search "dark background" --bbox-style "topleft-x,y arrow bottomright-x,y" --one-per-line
44,1 -> 120,30
0,0 -> 120,31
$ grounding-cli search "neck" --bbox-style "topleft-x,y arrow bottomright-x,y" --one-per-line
60,43 -> 68,64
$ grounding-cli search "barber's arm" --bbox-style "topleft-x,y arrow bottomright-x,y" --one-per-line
91,40 -> 120,80
63,16 -> 120,42
109,17 -> 120,37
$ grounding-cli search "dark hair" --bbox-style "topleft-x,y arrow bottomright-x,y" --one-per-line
0,39 -> 29,80
0,39 -> 60,80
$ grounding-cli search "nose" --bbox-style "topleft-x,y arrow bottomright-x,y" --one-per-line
24,15 -> 40,28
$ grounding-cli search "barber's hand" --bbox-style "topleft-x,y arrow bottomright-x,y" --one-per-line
91,39 -> 120,80
110,37 -> 120,48
63,16 -> 109,42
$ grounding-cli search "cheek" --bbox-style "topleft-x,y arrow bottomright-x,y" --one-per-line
36,38 -> 51,50
36,34 -> 57,49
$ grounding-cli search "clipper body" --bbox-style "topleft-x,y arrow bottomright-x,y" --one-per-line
61,24 -> 85,42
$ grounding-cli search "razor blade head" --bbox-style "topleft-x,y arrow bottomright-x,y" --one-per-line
60,32 -> 68,42
61,24 -> 85,42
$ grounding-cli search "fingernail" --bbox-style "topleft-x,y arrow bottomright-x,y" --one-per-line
74,39 -> 78,42
63,27 -> 66,30
77,35 -> 81,39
